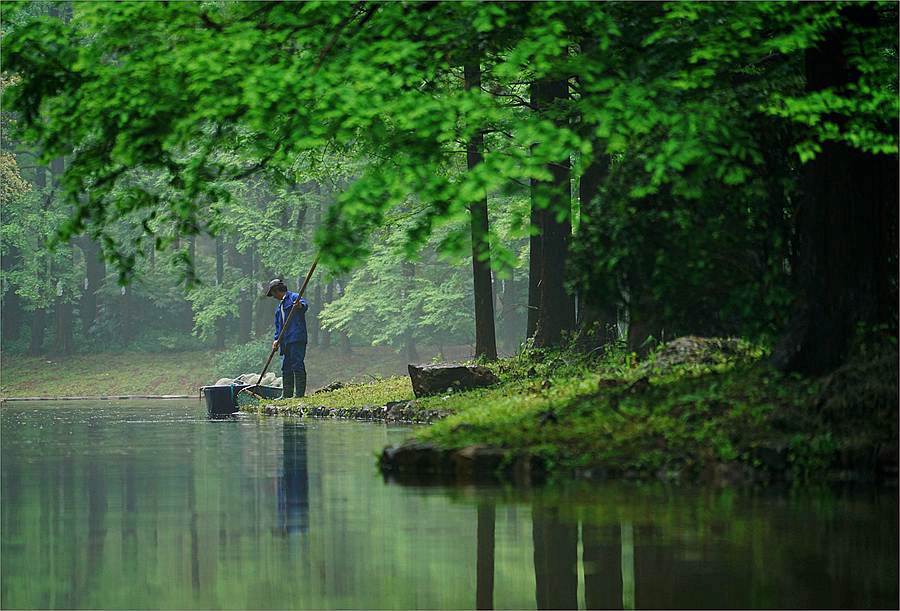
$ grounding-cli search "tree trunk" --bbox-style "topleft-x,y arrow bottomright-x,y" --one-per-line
28,310 -> 45,355
215,236 -> 226,349
465,61 -> 498,361
55,299 -> 74,356
337,279 -> 352,356
182,236 -> 196,332
321,281 -> 333,348
772,5 -> 899,373
526,185 -> 543,340
575,153 -> 618,351
309,281 -> 322,347
1,247 -> 23,343
76,237 -> 105,338
530,78 -> 576,349
499,270 -> 526,353
235,245 -> 253,344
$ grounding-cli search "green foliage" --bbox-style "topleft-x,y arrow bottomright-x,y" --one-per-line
8,1 -> 893,279
213,341 -> 270,379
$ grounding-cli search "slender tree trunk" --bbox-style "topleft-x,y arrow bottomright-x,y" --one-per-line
499,271 -> 526,353
321,281 -> 333,348
773,4 -> 899,373
530,78 -> 576,349
402,263 -> 419,361
465,61 -> 498,361
215,236 -> 226,349
48,157 -> 74,355
76,237 -> 105,338
1,247 -> 23,343
27,166 -> 50,356
527,185 -> 543,340
310,281 -> 322,347
232,245 -> 253,344
337,279 -> 352,356
28,311 -> 45,355
182,236 -> 196,332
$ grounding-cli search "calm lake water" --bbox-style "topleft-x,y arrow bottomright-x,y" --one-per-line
1,401 -> 897,609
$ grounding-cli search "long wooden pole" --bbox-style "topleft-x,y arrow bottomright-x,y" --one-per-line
253,254 -> 320,387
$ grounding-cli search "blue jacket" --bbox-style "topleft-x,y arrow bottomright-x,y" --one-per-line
275,291 -> 308,347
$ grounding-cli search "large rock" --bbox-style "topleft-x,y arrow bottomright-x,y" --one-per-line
407,363 -> 499,398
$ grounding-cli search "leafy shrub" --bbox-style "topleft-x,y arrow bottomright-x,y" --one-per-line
215,341 -> 270,378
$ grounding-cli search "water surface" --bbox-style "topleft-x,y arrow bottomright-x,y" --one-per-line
2,401 -> 896,609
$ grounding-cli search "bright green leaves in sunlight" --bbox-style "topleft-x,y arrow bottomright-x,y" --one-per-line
2,0 -> 896,293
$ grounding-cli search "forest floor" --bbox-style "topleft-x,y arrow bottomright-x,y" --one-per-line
266,336 -> 898,483
0,344 -> 471,398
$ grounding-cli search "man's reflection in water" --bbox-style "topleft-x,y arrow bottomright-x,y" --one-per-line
278,422 -> 309,536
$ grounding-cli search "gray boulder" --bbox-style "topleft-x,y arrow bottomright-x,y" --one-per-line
408,363 -> 499,398
214,377 -> 234,386
273,377 -> 283,388
261,372 -> 277,386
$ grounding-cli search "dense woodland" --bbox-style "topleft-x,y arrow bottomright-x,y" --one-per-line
1,1 -> 897,375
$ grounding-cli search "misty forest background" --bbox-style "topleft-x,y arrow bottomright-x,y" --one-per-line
0,1 -> 897,394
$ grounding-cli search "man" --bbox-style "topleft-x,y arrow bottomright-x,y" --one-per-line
265,278 -> 309,398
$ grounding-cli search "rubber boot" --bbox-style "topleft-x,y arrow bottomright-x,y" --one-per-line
294,370 -> 307,398
280,371 -> 294,400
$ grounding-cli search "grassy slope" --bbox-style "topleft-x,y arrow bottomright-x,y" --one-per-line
284,340 -> 898,480
0,344 -> 468,398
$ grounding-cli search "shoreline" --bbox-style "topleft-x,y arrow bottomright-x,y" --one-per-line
1,394 -> 194,403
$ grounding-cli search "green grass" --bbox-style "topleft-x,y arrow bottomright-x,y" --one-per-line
0,343 -> 470,398
0,351 -> 218,397
285,376 -> 415,409
280,338 -> 898,481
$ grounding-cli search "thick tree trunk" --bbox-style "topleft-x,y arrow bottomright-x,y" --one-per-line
530,78 -> 576,348
576,153 -> 619,351
773,5 -> 899,373
465,61 -> 498,361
